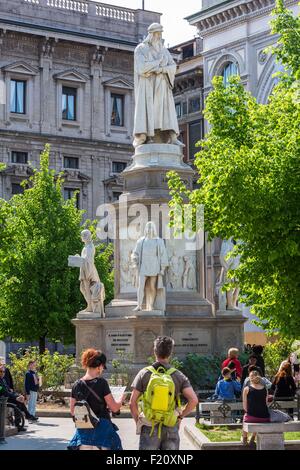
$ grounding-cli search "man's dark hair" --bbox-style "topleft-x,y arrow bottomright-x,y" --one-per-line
153,336 -> 174,359
222,367 -> 231,377
228,361 -> 236,370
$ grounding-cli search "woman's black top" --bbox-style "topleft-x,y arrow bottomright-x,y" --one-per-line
247,385 -> 269,418
271,376 -> 296,398
72,377 -> 111,420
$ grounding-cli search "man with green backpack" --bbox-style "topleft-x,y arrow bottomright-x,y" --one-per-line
130,336 -> 198,450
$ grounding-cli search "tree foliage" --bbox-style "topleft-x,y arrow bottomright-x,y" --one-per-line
8,347 -> 74,393
0,145 -> 113,351
168,1 -> 300,337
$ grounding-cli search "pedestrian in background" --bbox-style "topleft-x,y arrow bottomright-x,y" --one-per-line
25,360 -> 39,421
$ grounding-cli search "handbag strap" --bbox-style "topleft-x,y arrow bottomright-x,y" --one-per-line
80,379 -> 104,405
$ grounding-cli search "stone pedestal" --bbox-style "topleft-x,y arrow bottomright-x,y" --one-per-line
72,143 -> 246,368
256,432 -> 285,451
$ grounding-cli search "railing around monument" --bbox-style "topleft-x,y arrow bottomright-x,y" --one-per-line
23,0 -> 136,22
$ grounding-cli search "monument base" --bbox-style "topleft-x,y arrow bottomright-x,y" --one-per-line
72,310 -> 246,371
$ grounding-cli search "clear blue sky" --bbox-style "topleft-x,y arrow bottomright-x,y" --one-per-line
91,0 -> 202,47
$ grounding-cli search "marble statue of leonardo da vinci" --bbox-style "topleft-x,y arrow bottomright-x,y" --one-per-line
133,23 -> 182,148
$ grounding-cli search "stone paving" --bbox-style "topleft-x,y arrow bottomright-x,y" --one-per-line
0,417 -> 196,451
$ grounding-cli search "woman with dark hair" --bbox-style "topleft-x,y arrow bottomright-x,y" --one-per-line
271,362 -> 296,402
68,349 -> 124,450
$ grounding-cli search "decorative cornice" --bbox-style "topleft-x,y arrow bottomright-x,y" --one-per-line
174,70 -> 203,94
60,169 -> 91,183
1,164 -> 33,177
188,0 -> 297,36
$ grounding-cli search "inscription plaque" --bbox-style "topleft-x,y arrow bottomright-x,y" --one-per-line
105,329 -> 134,356
172,328 -> 211,354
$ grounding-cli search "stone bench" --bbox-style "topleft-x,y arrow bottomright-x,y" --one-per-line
199,400 -> 299,424
199,401 -> 244,424
243,421 -> 300,450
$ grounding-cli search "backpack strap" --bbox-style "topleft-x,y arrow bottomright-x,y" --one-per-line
145,366 -> 157,375
165,367 -> 177,376
80,380 -> 105,406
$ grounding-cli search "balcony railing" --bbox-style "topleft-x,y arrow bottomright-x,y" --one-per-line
23,0 -> 136,22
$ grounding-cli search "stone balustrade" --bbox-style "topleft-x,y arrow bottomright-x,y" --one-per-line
23,0 -> 136,22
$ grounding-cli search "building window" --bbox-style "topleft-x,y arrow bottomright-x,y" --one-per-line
62,86 -> 77,121
64,187 -> 80,208
175,103 -> 182,118
182,102 -> 187,116
189,120 -> 202,161
222,62 -> 239,87
182,43 -> 194,60
112,161 -> 126,173
10,80 -> 26,114
12,151 -> 28,164
111,94 -> 124,126
11,183 -> 24,195
113,192 -> 122,201
189,97 -> 201,114
64,156 -> 79,169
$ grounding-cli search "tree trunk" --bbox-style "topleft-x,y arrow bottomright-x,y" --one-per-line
39,335 -> 46,354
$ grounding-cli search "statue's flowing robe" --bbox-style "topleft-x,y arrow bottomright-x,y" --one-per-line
133,41 -> 179,138
80,242 -> 105,309
131,237 -> 169,311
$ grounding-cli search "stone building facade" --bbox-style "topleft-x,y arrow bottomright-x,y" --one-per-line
171,39 -> 204,163
0,0 -> 160,218
187,0 -> 299,128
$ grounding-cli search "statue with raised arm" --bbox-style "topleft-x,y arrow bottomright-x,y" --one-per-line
133,23 -> 182,148
69,229 -> 105,316
131,221 -> 169,312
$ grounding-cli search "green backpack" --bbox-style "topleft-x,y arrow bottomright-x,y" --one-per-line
139,366 -> 181,438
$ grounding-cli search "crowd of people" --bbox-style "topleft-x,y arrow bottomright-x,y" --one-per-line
212,346 -> 299,445
0,340 -> 299,450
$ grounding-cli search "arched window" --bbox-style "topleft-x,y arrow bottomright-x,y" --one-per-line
222,62 -> 239,87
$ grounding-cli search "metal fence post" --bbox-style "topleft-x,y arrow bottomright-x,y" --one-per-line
0,396 -> 7,444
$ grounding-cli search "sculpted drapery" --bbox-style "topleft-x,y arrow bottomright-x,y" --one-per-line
133,23 -> 180,148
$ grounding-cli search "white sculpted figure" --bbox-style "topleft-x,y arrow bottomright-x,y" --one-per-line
168,251 -> 181,290
78,229 -> 105,316
133,23 -> 181,148
131,221 -> 169,312
182,256 -> 196,290
218,238 -> 240,310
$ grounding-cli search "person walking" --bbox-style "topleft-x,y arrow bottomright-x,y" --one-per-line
221,348 -> 242,379
68,349 -> 123,450
130,336 -> 198,450
25,360 -> 40,421
242,370 -> 270,446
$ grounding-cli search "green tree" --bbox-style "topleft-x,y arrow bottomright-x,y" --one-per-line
168,1 -> 300,337
0,144 -> 113,352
